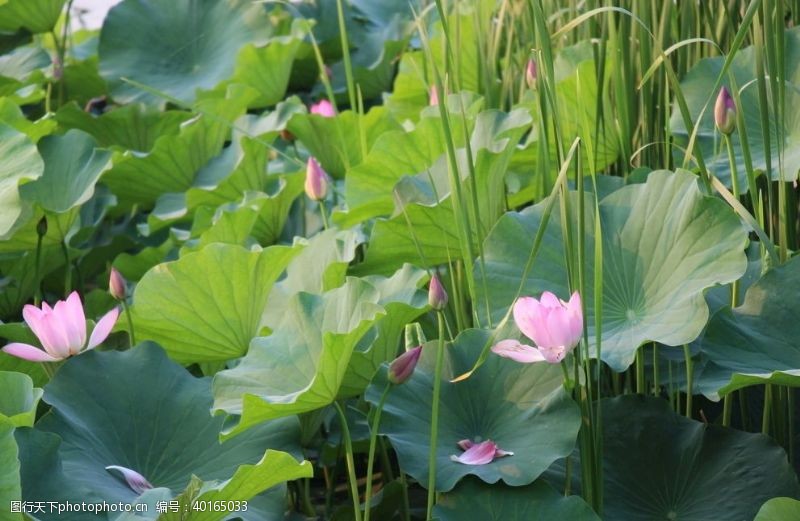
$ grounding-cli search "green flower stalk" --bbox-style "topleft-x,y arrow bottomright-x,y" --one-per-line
426,276 -> 448,520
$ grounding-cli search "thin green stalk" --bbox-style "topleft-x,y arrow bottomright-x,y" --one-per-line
789,389 -> 795,465
399,471 -> 411,521
123,300 -> 136,346
724,133 -> 740,305
319,201 -> 330,230
41,361 -> 61,379
723,393 -> 732,427
364,385 -> 391,521
564,454 -> 572,496
635,348 -> 645,394
426,312 -> 446,521
34,231 -> 44,307
762,384 -> 772,435
60,241 -> 71,296
300,479 -> 315,517
335,0 -> 356,111
683,344 -> 693,418
333,401 -> 362,521
652,344 -> 659,397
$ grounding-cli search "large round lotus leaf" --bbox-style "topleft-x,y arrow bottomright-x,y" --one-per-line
754,498 -> 800,521
98,0 -> 270,106
19,129 -> 111,214
478,169 -> 748,371
131,243 -> 302,364
434,478 -> 600,521
365,329 -> 580,492
0,423 -> 21,521
213,267 -> 428,438
696,256 -> 800,400
0,0 -> 65,33
600,395 -> 799,521
671,27 -> 800,189
0,123 -> 44,239
22,343 -> 308,518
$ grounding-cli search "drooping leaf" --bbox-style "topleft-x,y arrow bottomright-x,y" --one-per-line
366,329 -> 581,492
754,498 -> 800,521
0,0 -> 66,33
213,267 -> 427,437
479,170 -> 748,371
434,478 -> 600,521
696,255 -> 800,400
19,129 -> 111,213
598,395 -> 799,521
0,123 -> 43,239
131,243 -> 301,364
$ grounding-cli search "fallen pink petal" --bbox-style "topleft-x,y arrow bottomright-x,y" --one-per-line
450,440 -> 514,465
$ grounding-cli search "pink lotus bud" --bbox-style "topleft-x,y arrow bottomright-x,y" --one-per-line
305,157 -> 329,201
388,346 -> 422,385
428,85 -> 439,106
428,273 -> 448,311
525,58 -> 537,89
109,268 -> 126,301
715,86 -> 736,135
310,99 -> 335,118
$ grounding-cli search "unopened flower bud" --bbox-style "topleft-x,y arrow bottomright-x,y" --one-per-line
310,99 -> 335,118
388,346 -> 422,385
36,216 -> 48,237
525,58 -> 537,89
715,86 -> 736,135
109,268 -> 126,301
428,273 -> 448,311
428,85 -> 439,106
305,157 -> 329,201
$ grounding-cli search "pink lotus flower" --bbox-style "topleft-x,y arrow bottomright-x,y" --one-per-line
2,292 -> 119,362
305,157 -> 329,201
310,99 -> 335,117
492,291 -> 583,364
450,439 -> 513,465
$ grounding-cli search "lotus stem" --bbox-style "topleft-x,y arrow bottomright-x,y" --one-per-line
426,311 -> 446,521
364,384 -> 390,521
683,344 -> 693,418
123,300 -> 136,346
319,201 -> 330,230
333,401 -> 362,521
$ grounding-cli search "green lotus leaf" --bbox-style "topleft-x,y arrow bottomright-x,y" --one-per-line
213,268 -> 427,437
366,328 -> 581,492
17,344 -> 307,520
0,371 -> 42,428
0,46 -> 50,98
98,0 -> 270,106
696,256 -> 800,400
287,106 -> 401,179
101,89 -> 253,207
231,19 -> 310,108
599,395 -> 799,521
754,498 -> 800,521
0,97 -> 57,142
19,129 -> 111,214
0,123 -> 44,239
478,169 -> 748,371
670,26 -> 800,189
263,228 -> 366,330
434,478 -> 600,521
132,243 -> 302,364
0,423 -> 21,521
190,177 -> 303,250
339,265 -> 429,396
0,0 -> 65,33
54,102 -> 191,151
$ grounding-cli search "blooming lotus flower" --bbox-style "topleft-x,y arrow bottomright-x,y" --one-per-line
310,99 -> 335,117
388,345 -> 422,385
525,58 -> 537,89
2,292 -> 119,362
492,291 -> 582,364
305,157 -> 329,201
450,439 -> 513,465
714,86 -> 736,135
428,273 -> 448,311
